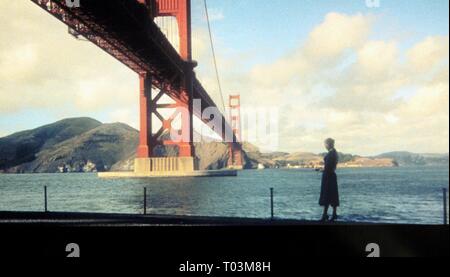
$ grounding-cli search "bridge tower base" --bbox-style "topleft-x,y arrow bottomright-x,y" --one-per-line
99,156 -> 236,178
134,157 -> 194,174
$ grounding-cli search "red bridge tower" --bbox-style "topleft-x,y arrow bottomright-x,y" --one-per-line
135,0 -> 196,173
228,95 -> 243,169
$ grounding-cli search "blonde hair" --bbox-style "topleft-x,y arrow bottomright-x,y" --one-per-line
325,138 -> 335,148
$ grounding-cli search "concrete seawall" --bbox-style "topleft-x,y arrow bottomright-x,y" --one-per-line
0,211 -> 367,226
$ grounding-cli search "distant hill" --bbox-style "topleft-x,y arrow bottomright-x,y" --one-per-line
263,151 -> 448,169
1,118 -> 447,173
247,150 -> 397,169
0,118 -> 101,171
0,118 -> 236,173
376,152 -> 449,167
1,119 -> 139,173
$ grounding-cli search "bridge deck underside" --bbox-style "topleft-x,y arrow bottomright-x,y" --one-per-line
31,0 -> 231,138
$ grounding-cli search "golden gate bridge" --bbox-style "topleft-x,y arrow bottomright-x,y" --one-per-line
31,0 -> 243,177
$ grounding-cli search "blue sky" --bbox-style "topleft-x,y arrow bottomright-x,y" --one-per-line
192,0 -> 449,67
0,0 -> 448,155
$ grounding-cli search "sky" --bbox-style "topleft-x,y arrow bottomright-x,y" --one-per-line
0,0 -> 449,155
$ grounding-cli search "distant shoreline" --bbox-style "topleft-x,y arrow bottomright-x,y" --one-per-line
1,165 -> 449,175
1,118 -> 448,174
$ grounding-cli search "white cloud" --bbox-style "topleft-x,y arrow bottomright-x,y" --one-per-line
0,3 -> 448,156
303,12 -> 374,63
0,1 -> 137,116
406,36 -> 449,74
210,13 -> 449,155
356,40 -> 398,79
205,8 -> 225,22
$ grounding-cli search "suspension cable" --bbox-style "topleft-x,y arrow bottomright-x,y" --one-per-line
203,0 -> 226,113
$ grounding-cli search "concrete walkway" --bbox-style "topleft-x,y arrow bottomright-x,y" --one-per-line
0,211 -> 373,226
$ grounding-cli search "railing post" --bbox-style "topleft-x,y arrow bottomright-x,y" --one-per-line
270,188 -> 274,220
444,188 -> 448,225
44,186 -> 48,213
144,187 -> 147,215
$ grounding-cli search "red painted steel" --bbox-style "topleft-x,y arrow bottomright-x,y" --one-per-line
30,0 -> 236,161
151,0 -> 194,157
134,0 -> 194,158
155,0 -> 191,61
137,74 -> 153,158
228,95 -> 243,167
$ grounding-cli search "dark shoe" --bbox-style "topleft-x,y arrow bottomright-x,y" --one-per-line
330,214 -> 338,222
320,214 -> 329,222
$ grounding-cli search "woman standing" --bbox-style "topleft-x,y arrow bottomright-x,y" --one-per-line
319,138 -> 340,222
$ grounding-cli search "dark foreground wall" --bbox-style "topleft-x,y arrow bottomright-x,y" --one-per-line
0,211 -> 448,262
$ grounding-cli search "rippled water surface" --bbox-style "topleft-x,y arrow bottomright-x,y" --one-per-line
0,167 -> 448,224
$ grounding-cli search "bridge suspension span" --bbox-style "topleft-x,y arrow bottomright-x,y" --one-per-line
31,0 -> 243,176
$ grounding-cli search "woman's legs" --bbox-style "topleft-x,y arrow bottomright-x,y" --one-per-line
321,205 -> 329,221
331,206 -> 338,221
